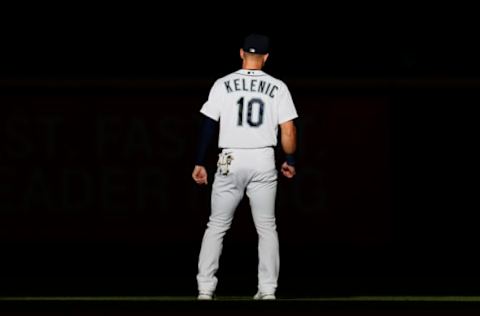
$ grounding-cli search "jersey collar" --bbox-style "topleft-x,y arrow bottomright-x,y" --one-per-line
236,69 -> 266,76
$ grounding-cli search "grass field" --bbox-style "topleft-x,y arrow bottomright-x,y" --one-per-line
3,296 -> 480,315
2,296 -> 480,302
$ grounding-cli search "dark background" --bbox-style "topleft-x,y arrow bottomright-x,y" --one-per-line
0,5 -> 478,297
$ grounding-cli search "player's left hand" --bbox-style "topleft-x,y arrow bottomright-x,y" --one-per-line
281,162 -> 296,178
192,165 -> 208,185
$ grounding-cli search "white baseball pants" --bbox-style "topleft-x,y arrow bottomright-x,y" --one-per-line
197,147 -> 279,295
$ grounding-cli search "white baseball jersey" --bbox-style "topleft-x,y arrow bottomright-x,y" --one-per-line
200,69 -> 298,149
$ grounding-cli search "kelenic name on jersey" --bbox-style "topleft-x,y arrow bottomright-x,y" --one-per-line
223,78 -> 279,99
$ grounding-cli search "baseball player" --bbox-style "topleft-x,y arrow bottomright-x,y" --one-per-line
192,33 -> 298,300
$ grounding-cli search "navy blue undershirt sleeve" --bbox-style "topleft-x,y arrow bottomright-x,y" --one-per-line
195,114 -> 219,166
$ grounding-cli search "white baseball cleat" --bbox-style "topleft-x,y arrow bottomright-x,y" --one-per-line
197,292 -> 214,300
253,292 -> 276,300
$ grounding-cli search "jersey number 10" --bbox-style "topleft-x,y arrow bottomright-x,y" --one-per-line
237,97 -> 265,127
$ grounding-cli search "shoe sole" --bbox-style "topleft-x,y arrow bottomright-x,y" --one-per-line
254,294 -> 276,300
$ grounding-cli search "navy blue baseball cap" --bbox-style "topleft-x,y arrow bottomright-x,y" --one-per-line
243,33 -> 270,54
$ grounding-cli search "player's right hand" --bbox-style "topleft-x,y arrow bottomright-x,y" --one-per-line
192,165 -> 208,185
